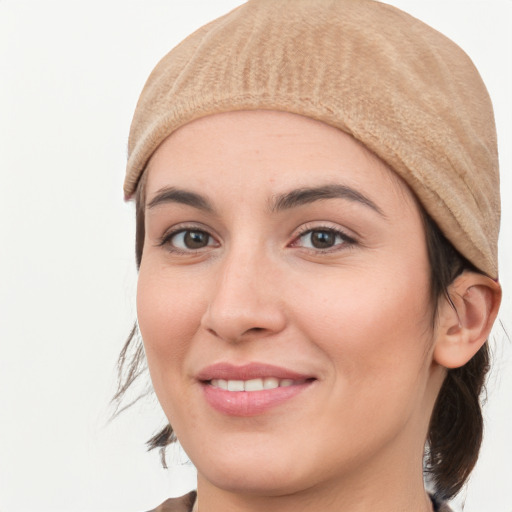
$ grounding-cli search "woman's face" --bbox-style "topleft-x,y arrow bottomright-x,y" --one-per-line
137,111 -> 444,496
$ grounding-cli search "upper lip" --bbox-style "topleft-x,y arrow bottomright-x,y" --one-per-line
196,362 -> 315,382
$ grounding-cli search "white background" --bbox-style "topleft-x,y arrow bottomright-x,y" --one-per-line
0,1 -> 510,511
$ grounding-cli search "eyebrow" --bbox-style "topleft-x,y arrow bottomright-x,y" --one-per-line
270,184 -> 384,216
147,187 -> 215,213
146,183 -> 384,216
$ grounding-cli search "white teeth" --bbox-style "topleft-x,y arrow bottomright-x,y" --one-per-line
210,377 -> 301,391
217,379 -> 228,390
245,378 -> 264,391
263,377 -> 279,389
227,380 -> 244,391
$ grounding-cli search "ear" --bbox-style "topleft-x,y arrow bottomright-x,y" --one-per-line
433,272 -> 502,369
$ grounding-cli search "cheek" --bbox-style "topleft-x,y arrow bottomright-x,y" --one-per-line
299,272 -> 434,462
136,260 -> 206,388
292,255 -> 433,391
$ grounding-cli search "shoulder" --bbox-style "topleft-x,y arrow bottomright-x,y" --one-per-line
145,491 -> 197,512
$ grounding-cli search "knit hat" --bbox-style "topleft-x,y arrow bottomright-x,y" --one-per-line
125,0 -> 500,278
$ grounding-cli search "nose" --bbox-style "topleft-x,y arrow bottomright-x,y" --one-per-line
200,246 -> 287,343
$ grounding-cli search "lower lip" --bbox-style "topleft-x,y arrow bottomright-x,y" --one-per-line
202,382 -> 313,416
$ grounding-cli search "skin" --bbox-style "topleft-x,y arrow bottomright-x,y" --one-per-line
136,110 -> 483,512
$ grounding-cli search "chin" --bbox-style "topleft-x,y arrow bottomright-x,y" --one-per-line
200,465 -> 307,497
192,442 -> 312,496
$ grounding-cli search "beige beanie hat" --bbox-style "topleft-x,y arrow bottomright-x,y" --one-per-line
125,0 -> 500,278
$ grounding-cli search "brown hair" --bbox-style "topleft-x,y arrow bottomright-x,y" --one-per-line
113,173 -> 489,501
421,213 -> 488,502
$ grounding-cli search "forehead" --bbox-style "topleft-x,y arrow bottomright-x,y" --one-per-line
144,110 -> 416,213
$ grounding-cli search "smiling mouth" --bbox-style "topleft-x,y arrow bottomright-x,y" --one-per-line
208,377 -> 312,392
197,362 -> 316,415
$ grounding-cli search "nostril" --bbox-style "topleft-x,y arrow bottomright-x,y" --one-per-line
200,300 -> 287,343
241,326 -> 268,337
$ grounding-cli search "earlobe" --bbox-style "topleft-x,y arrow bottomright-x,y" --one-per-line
433,272 -> 502,369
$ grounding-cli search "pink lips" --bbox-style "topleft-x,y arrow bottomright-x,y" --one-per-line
197,362 -> 315,416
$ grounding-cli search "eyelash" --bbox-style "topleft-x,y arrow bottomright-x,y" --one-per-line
291,224 -> 357,253
157,224 -> 357,255
158,225 -> 218,254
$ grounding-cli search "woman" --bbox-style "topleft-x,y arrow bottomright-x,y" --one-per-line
115,1 -> 502,510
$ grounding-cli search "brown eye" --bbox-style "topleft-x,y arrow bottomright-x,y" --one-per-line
184,230 -> 210,249
310,231 -> 336,249
168,229 -> 216,250
295,228 -> 354,251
